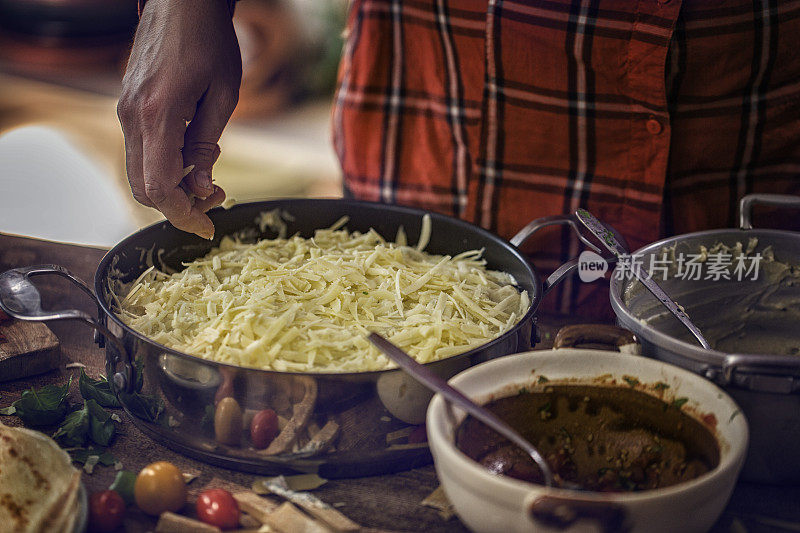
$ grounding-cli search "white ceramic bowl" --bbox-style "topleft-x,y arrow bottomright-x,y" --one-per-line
427,349 -> 749,533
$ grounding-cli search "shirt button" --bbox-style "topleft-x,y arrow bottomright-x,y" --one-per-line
646,117 -> 663,135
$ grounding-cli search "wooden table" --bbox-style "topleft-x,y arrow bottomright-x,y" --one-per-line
1,233 -> 798,533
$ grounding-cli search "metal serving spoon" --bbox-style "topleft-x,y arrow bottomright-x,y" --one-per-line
367,332 -> 562,489
575,209 -> 712,350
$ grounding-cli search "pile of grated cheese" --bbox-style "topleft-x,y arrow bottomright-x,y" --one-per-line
116,215 -> 530,372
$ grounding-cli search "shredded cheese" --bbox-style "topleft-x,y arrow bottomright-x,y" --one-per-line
116,214 -> 530,372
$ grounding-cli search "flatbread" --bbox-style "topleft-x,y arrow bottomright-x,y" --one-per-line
0,423 -> 81,533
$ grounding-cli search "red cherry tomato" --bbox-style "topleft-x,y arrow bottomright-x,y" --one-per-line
88,490 -> 125,533
196,488 -> 240,530
250,409 -> 280,449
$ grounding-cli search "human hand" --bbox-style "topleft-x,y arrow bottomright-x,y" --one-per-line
117,0 -> 242,239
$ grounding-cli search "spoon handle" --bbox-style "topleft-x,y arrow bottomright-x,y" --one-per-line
574,209 -> 712,350
367,333 -> 555,487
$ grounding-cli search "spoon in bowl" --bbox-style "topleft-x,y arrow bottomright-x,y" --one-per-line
368,332 -> 566,489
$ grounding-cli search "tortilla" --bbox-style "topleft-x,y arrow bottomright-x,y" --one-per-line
0,423 -> 81,533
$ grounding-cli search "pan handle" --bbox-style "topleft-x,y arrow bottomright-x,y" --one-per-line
0,265 -> 134,394
510,214 -> 624,294
739,194 -> 800,230
718,353 -> 800,394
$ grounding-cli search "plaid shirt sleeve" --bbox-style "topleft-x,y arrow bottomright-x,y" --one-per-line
333,0 -> 800,316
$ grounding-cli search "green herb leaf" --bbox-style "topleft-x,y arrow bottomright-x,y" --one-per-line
79,369 -> 120,408
0,406 -> 16,416
53,399 -> 116,448
117,358 -> 163,423
672,397 -> 689,409
85,399 -> 116,446
109,470 -> 137,506
53,407 -> 89,447
12,378 -> 71,426
120,392 -> 164,423
654,382 -> 670,391
622,376 -> 639,388
537,376 -> 549,384
69,446 -> 117,466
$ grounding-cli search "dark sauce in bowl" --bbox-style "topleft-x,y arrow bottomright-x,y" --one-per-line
455,385 -> 720,492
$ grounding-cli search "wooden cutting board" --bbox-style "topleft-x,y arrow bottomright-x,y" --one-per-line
0,320 -> 60,381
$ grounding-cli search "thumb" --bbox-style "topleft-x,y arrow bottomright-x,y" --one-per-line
182,88 -> 236,198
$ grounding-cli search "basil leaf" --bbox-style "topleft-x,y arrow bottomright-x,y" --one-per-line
79,369 -> 120,408
118,357 -> 163,424
69,446 -> 117,466
53,407 -> 89,447
85,399 -> 116,446
13,378 -> 71,426
53,399 -> 116,448
120,392 -> 164,423
0,406 -> 16,416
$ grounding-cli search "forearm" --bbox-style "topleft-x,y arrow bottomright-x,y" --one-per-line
137,0 -> 237,18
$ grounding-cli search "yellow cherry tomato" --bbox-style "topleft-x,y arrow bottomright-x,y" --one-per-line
134,461 -> 187,516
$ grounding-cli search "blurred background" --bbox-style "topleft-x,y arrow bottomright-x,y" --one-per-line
0,0 -> 346,247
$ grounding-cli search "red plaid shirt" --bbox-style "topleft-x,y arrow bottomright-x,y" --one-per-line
332,0 -> 800,315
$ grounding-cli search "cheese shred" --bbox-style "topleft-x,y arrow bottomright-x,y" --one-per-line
116,214 -> 530,372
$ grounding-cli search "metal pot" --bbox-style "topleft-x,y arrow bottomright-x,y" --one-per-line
610,194 -> 800,484
0,199 -> 593,477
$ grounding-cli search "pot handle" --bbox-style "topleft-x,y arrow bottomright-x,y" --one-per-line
0,265 -> 135,393
510,214 -> 624,295
553,324 -> 639,353
527,494 -> 630,533
739,193 -> 800,230
717,353 -> 800,394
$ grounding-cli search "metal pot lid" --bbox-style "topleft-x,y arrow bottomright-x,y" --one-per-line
610,194 -> 800,394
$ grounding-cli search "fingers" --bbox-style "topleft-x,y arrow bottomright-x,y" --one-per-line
182,144 -> 220,198
118,96 -> 155,208
193,185 -> 226,213
122,133 -> 155,208
182,85 -> 238,199
141,114 -> 216,239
